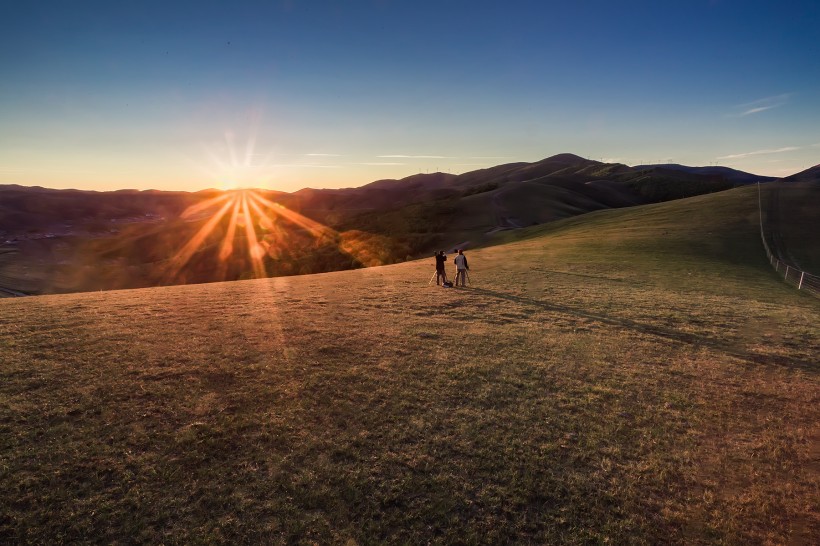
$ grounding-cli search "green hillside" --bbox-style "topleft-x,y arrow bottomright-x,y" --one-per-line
1,186 -> 818,544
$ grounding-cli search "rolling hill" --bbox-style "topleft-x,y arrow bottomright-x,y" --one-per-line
633,163 -> 776,184
1,185 -> 817,543
783,163 -> 820,183
0,155 -> 802,295
761,180 -> 820,273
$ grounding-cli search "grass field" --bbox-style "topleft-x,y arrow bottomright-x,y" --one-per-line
762,181 -> 820,273
1,185 -> 818,544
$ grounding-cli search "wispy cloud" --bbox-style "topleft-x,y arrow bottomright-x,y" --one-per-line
305,153 -> 342,157
732,93 -> 792,117
717,146 -> 799,160
377,155 -> 452,159
357,162 -> 406,166
271,164 -> 340,168
0,167 -> 111,175
742,106 -> 777,116
772,167 -> 805,175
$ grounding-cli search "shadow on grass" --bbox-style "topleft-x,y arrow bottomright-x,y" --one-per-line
536,269 -> 627,283
468,287 -> 817,371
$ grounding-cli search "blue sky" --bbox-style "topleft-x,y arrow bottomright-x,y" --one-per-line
1,0 -> 819,192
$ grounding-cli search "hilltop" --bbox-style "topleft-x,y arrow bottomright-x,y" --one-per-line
783,163 -> 820,183
633,163 -> 775,184
1,185 -> 817,543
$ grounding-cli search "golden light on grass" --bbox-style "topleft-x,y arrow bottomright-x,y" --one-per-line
2,184 -> 818,544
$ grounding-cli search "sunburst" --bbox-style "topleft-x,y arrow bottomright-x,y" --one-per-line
166,131 -> 391,283
165,187 -> 392,284
165,189 -> 295,281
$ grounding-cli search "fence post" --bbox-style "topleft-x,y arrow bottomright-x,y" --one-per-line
758,182 -> 817,298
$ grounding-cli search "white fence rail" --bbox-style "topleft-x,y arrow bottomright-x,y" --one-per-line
758,183 -> 820,297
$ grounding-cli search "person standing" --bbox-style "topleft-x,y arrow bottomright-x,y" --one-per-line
454,249 -> 469,287
434,250 -> 448,285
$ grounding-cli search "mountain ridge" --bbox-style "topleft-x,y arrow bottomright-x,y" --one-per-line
1,154 -> 811,295
782,163 -> 820,182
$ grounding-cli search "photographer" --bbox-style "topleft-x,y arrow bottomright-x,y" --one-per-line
434,250 -> 448,286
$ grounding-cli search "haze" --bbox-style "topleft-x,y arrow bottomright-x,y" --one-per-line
2,0 -> 819,192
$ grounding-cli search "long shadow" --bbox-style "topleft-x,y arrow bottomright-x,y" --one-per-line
468,287 -> 817,371
535,269 -> 627,283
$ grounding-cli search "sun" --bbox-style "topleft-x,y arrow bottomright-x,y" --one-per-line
220,179 -> 242,191
166,130 -> 388,282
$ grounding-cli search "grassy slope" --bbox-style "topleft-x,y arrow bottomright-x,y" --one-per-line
1,186 -> 818,544
762,181 -> 820,273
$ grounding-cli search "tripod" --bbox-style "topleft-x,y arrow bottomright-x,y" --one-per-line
455,269 -> 471,287
428,269 -> 449,285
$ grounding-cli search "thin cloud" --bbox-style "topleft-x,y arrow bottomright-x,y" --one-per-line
738,93 -> 792,108
717,146 -> 799,160
742,105 -> 777,116
0,167 -> 105,174
357,162 -> 406,166
772,167 -> 804,175
377,155 -> 452,159
270,164 -> 340,168
305,153 -> 342,157
733,93 -> 792,117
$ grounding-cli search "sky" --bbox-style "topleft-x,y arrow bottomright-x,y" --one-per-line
1,0 -> 819,192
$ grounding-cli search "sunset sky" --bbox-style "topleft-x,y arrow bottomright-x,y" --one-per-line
2,0 -> 819,193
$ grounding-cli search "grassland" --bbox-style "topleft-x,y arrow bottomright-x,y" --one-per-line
1,185 -> 818,544
762,181 -> 820,273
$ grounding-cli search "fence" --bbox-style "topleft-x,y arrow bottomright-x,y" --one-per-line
757,182 -> 820,297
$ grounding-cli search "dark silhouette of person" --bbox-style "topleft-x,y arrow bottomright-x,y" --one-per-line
434,250 -> 448,285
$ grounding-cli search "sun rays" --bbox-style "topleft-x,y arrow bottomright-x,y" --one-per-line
166,189 -> 280,282
164,188 -> 392,284
164,126 -> 394,283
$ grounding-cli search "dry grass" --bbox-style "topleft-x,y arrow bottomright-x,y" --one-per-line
1,186 -> 818,544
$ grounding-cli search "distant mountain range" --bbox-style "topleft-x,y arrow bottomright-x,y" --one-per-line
1,154 -> 817,295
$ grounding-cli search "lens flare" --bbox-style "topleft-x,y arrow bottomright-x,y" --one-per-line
165,187 -> 395,284
165,198 -> 234,282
